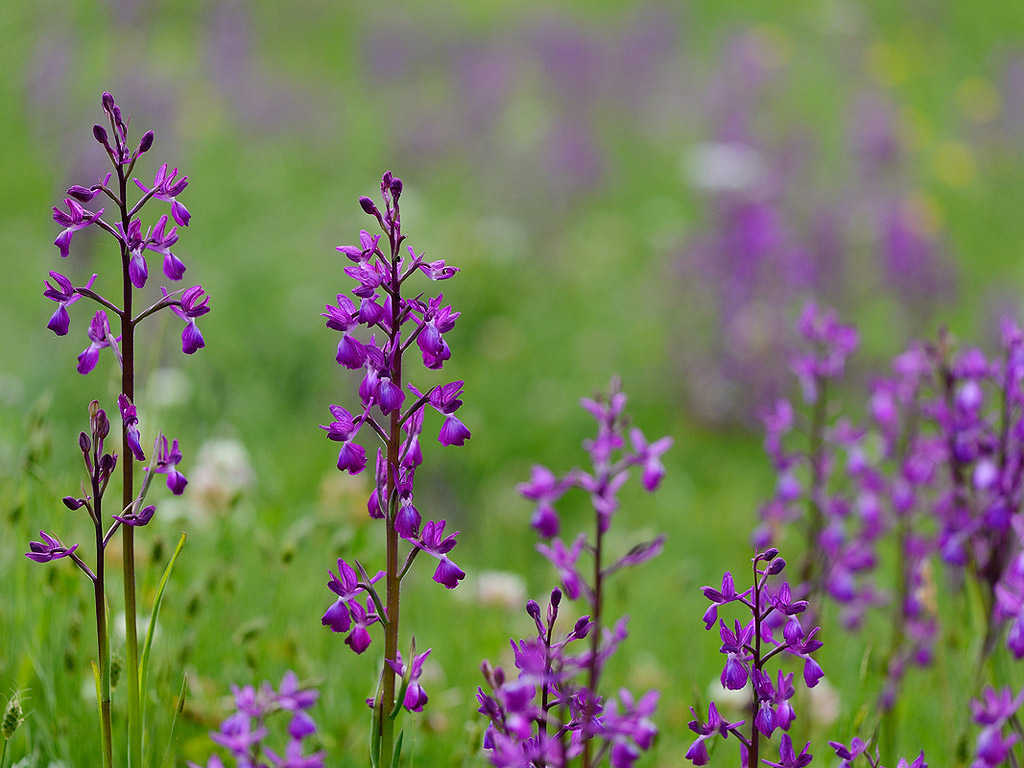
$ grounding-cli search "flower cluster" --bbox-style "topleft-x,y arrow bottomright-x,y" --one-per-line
478,589 -> 657,768
191,672 -> 324,768
45,92 -> 208,363
687,549 -> 823,767
828,737 -> 927,768
755,303 -> 880,628
33,91 -> 206,768
318,172 -> 466,765
479,381 -> 668,767
969,686 -> 1024,768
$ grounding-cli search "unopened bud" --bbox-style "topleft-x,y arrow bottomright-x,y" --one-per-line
101,92 -> 115,115
88,400 -> 101,418
359,196 -> 378,216
389,177 -> 403,200
95,410 -> 110,439
78,431 -> 91,454
526,600 -> 541,620
550,587 -> 562,607
99,453 -> 117,474
138,130 -> 154,154
92,124 -> 109,146
67,185 -> 97,203
62,496 -> 85,510
573,616 -> 592,638
767,558 -> 787,575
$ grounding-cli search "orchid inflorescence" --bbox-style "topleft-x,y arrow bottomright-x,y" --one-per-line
29,91 -> 207,768
317,172 -> 468,766
478,381 -> 669,768
190,671 -> 325,768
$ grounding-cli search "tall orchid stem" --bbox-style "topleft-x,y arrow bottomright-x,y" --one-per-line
92,469 -> 113,768
582,492 -> 606,768
378,209 -> 404,768
116,162 -> 143,768
749,560 -> 765,768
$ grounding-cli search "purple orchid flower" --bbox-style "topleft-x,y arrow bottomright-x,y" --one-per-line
134,163 -> 190,226
43,271 -> 95,336
25,531 -> 79,563
169,285 -> 210,354
77,310 -> 116,375
52,198 -> 104,258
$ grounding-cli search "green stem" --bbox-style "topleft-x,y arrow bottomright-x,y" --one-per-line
94,494 -> 113,768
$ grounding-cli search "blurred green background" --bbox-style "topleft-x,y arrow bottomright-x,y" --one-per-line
2,0 -> 1024,765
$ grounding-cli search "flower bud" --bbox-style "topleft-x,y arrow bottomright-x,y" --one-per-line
67,185 -> 98,203
389,177 -> 403,200
92,124 -> 109,146
94,409 -> 110,439
761,547 -> 780,562
138,130 -> 154,154
359,196 -> 379,216
550,587 -> 562,607
88,399 -> 101,418
526,600 -> 541,621
99,452 -> 116,474
62,496 -> 85,510
79,431 -> 91,454
767,557 -> 787,575
573,615 -> 592,638
101,92 -> 115,115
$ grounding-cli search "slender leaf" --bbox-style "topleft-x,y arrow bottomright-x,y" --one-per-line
139,532 -> 186,721
158,673 -> 188,768
389,730 -> 404,768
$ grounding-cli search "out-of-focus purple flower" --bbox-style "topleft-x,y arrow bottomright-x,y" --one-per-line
829,736 -> 868,768
134,163 -> 190,226
628,428 -> 673,491
170,285 -> 209,354
537,533 -> 587,601
52,198 -> 104,258
25,531 -> 78,563
77,310 -> 115,375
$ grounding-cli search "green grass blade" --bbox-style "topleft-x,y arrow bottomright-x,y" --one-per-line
389,730 -> 404,768
158,673 -> 188,768
139,532 -> 186,721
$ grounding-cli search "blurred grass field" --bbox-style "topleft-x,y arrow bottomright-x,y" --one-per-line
2,0 -> 1024,765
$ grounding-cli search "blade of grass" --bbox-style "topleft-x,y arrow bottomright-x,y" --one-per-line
139,532 -> 186,724
158,673 -> 188,768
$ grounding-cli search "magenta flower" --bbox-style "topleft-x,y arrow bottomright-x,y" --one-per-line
52,198 -> 104,258
762,734 -> 813,768
170,285 -> 209,354
118,393 -> 145,461
150,435 -> 187,495
77,310 -> 115,375
25,531 -> 78,563
412,519 -> 465,589
43,271 -> 95,336
113,504 -> 156,527
387,649 -> 432,712
147,215 -> 186,280
134,163 -> 191,226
